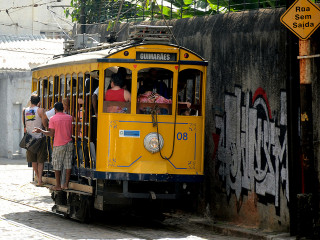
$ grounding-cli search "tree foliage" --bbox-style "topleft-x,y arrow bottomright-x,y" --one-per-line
65,0 -> 285,25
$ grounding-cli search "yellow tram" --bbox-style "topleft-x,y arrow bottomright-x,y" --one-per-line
32,26 -> 207,221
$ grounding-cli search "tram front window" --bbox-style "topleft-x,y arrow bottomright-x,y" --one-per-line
178,69 -> 203,116
137,68 -> 173,115
103,67 -> 132,113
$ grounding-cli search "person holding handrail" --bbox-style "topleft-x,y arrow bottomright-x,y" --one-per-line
33,102 -> 73,191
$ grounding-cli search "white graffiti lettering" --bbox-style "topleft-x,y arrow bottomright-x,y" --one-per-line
214,87 -> 289,207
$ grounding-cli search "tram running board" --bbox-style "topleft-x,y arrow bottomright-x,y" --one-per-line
42,177 -> 93,194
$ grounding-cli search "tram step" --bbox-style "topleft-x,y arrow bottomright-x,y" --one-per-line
42,177 -> 93,194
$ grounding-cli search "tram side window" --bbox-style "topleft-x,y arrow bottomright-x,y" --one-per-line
38,78 -> 43,106
60,75 -> 65,101
64,75 -> 73,134
48,77 -> 53,109
53,76 -> 59,103
103,67 -> 132,114
137,68 -> 173,115
43,78 -> 49,110
178,69 -> 203,116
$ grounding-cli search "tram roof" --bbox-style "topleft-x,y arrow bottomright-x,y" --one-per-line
32,41 -> 205,72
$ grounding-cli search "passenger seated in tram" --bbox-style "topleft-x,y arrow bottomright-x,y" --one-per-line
137,79 -> 172,115
178,72 -> 193,115
118,67 -> 132,93
137,79 -> 172,104
144,68 -> 169,98
104,73 -> 131,113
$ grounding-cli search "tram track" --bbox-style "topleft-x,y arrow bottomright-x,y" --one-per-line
0,180 -> 211,240
0,194 -> 168,240
0,195 -> 64,240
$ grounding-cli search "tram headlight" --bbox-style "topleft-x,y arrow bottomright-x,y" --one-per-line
144,133 -> 164,154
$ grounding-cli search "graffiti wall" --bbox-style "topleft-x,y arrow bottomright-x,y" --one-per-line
214,87 -> 288,207
172,8 -> 291,230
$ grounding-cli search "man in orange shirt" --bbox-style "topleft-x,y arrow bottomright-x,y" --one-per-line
34,102 -> 73,191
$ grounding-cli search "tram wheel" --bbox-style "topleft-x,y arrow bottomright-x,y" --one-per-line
74,195 -> 93,223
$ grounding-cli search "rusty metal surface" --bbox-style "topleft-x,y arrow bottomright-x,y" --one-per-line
299,39 -> 311,84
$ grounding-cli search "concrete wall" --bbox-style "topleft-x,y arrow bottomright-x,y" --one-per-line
0,72 -> 32,159
187,9 -> 290,231
73,8 -> 292,231
0,0 -> 72,36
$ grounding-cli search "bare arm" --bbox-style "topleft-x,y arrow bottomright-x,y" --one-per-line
124,90 -> 131,102
38,108 -> 48,128
92,94 -> 98,117
22,108 -> 26,133
33,127 -> 55,137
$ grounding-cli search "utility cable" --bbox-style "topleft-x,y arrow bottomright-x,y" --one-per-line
1,0 -> 57,13
153,0 -> 179,45
47,6 -> 74,27
47,6 -> 72,39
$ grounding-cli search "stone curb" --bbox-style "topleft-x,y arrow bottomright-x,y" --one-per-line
190,219 -> 295,240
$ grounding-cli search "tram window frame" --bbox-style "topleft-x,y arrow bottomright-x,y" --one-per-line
42,77 -> 49,110
48,76 -> 54,109
37,78 -> 42,100
71,73 -> 77,138
77,72 -> 85,139
65,74 -> 72,115
53,75 -> 59,103
177,69 -> 203,116
102,66 -> 132,114
60,74 -> 65,100
136,68 -> 173,115
32,78 -> 38,95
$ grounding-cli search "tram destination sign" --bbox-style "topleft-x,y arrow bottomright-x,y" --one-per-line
136,52 -> 177,61
280,0 -> 320,40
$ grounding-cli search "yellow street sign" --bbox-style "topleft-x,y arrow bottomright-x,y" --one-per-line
280,0 -> 320,40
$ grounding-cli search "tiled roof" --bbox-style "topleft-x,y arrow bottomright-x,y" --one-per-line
0,35 -> 46,43
0,35 -> 64,71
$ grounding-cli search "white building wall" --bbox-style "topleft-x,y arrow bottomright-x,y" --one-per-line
0,72 -> 32,159
0,0 -> 72,37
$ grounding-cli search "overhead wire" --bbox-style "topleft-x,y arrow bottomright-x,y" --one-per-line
46,6 -> 74,27
0,21 -> 68,37
72,0 -> 145,27
1,0 -> 57,13
0,1 -> 73,37
4,9 -> 18,26
47,7 -> 72,39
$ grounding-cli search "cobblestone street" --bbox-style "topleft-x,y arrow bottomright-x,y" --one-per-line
0,158 -> 249,240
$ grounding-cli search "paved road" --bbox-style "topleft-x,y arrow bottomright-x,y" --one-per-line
0,158 -> 248,240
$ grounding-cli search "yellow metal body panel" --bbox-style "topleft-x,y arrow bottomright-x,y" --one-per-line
96,114 -> 204,175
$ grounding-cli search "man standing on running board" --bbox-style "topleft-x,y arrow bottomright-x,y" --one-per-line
34,102 -> 73,191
